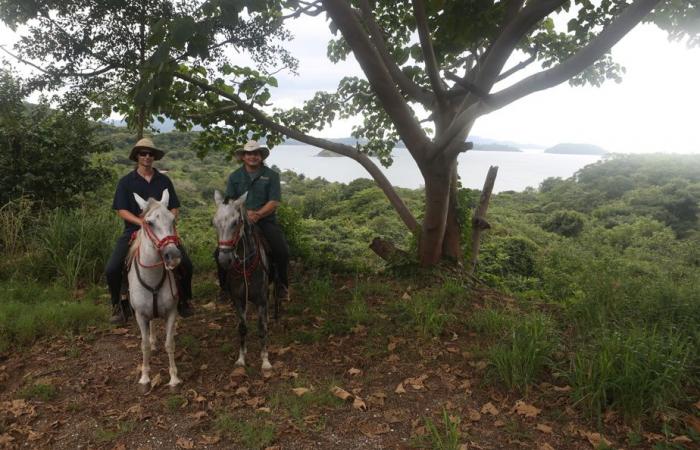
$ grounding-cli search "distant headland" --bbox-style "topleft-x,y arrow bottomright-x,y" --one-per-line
545,143 -> 608,155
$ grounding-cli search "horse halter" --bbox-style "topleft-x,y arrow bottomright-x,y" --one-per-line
218,221 -> 244,253
142,220 -> 180,252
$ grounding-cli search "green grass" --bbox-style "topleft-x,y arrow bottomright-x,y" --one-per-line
569,327 -> 693,421
177,334 -> 201,357
418,409 -> 461,450
93,420 -> 135,444
269,379 -> 344,430
0,281 -> 106,352
302,276 -> 334,314
468,308 -> 516,337
213,412 -> 276,448
488,313 -> 557,393
165,394 -> 187,411
18,383 -> 58,401
393,291 -> 455,338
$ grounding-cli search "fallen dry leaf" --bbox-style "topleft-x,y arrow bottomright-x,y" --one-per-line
536,423 -> 553,434
111,443 -> 127,450
383,408 -> 409,423
539,444 -> 555,450
445,346 -> 460,353
150,373 -> 162,389
257,407 -> 271,413
672,435 -> 692,443
579,430 -> 611,448
359,421 -> 391,437
187,411 -> 208,421
512,400 -> 541,418
175,437 -> 195,449
207,322 -> 222,330
231,367 -> 247,378
686,415 -> 700,434
111,328 -> 129,335
235,386 -> 249,396
347,367 -> 362,376
198,434 -> 221,445
368,391 -> 387,406
275,346 -> 292,355
387,342 -> 397,352
395,382 -> 406,394
330,386 -> 353,401
552,385 -> 572,392
245,397 -> 265,408
387,354 -> 400,363
0,434 -> 14,446
404,374 -> 429,390
493,420 -> 505,427
467,409 -> 481,422
292,387 -> 310,397
352,397 -> 367,411
480,402 -> 499,416
402,292 -> 411,300
643,432 -> 665,443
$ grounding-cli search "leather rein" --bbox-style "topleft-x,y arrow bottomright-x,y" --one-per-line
133,220 -> 180,318
218,221 -> 264,279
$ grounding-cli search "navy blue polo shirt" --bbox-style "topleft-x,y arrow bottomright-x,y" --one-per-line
112,169 -> 180,232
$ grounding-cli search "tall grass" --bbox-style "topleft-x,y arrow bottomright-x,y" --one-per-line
0,197 -> 33,255
569,328 -> 693,421
40,207 -> 120,289
488,313 -> 557,393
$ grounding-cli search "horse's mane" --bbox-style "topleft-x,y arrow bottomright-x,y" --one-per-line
126,198 -> 162,265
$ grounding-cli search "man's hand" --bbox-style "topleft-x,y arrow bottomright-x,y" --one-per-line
247,210 -> 261,223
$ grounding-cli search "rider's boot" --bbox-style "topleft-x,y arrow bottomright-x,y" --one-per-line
109,301 -> 127,325
178,297 -> 194,318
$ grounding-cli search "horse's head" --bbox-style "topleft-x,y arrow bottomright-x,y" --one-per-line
213,190 -> 248,267
134,189 -> 182,270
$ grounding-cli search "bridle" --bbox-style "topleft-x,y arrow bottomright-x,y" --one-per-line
217,221 -> 244,253
217,218 -> 264,280
133,218 -> 180,318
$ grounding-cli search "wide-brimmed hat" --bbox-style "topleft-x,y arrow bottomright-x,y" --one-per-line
129,137 -> 165,162
235,140 -> 270,161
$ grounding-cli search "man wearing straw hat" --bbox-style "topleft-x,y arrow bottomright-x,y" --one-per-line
105,137 -> 195,324
216,140 -> 290,304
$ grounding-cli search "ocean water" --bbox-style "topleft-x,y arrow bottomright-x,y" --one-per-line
266,145 -> 602,193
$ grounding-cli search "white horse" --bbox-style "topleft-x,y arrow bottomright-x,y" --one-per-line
129,189 -> 182,391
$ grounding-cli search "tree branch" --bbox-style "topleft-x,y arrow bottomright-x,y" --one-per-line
174,71 -> 419,232
475,0 -> 566,91
355,0 -> 433,106
281,1 -> 324,19
0,45 -> 114,78
411,0 -> 445,104
495,53 -> 536,82
487,0 -> 662,113
321,0 -> 431,158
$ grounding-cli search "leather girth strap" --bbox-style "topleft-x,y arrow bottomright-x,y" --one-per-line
134,261 -> 168,319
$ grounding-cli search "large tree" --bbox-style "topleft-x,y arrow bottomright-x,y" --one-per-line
3,0 -> 698,265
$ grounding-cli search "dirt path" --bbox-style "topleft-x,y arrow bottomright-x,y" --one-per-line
0,279 -> 678,449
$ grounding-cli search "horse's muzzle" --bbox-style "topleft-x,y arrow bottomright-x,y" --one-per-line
162,246 -> 182,270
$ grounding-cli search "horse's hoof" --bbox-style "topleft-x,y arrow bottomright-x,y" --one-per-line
138,382 -> 150,394
168,382 -> 182,392
261,361 -> 272,371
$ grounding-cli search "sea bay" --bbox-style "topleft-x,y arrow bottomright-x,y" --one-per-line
266,145 -> 603,192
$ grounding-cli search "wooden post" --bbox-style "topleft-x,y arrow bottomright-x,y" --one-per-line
468,166 -> 498,275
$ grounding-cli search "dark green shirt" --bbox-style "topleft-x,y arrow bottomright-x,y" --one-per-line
225,165 -> 281,219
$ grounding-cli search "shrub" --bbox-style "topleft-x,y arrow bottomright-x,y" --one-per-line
541,210 -> 586,237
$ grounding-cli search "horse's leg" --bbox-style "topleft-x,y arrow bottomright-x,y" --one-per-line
234,297 -> 247,367
135,313 -> 151,390
149,320 -> 157,352
257,301 -> 271,370
165,311 -> 181,387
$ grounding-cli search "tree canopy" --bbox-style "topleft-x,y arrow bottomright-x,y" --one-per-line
1,0 -> 698,264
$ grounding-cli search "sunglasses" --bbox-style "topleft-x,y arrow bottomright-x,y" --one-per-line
138,151 -> 154,157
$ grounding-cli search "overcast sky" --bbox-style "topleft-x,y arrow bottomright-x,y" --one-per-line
2,11 -> 698,154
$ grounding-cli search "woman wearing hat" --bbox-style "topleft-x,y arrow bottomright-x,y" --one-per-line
105,138 -> 195,324
217,140 -> 290,303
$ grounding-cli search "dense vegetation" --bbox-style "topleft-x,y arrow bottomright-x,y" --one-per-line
1,116 -> 699,437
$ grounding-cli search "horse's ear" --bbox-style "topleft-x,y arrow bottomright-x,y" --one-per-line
134,193 -> 148,211
214,190 -> 223,206
234,192 -> 248,208
159,189 -> 170,208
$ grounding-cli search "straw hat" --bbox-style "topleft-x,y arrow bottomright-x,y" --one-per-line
235,140 -> 270,161
129,137 -> 165,161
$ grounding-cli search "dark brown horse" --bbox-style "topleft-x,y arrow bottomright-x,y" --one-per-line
213,190 -> 272,370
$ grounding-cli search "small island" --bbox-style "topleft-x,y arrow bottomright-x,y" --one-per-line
472,143 -> 521,152
316,149 -> 346,157
545,143 -> 608,155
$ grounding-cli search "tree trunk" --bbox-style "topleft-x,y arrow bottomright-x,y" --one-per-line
442,164 -> 462,261
418,158 -> 455,265
468,166 -> 498,275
